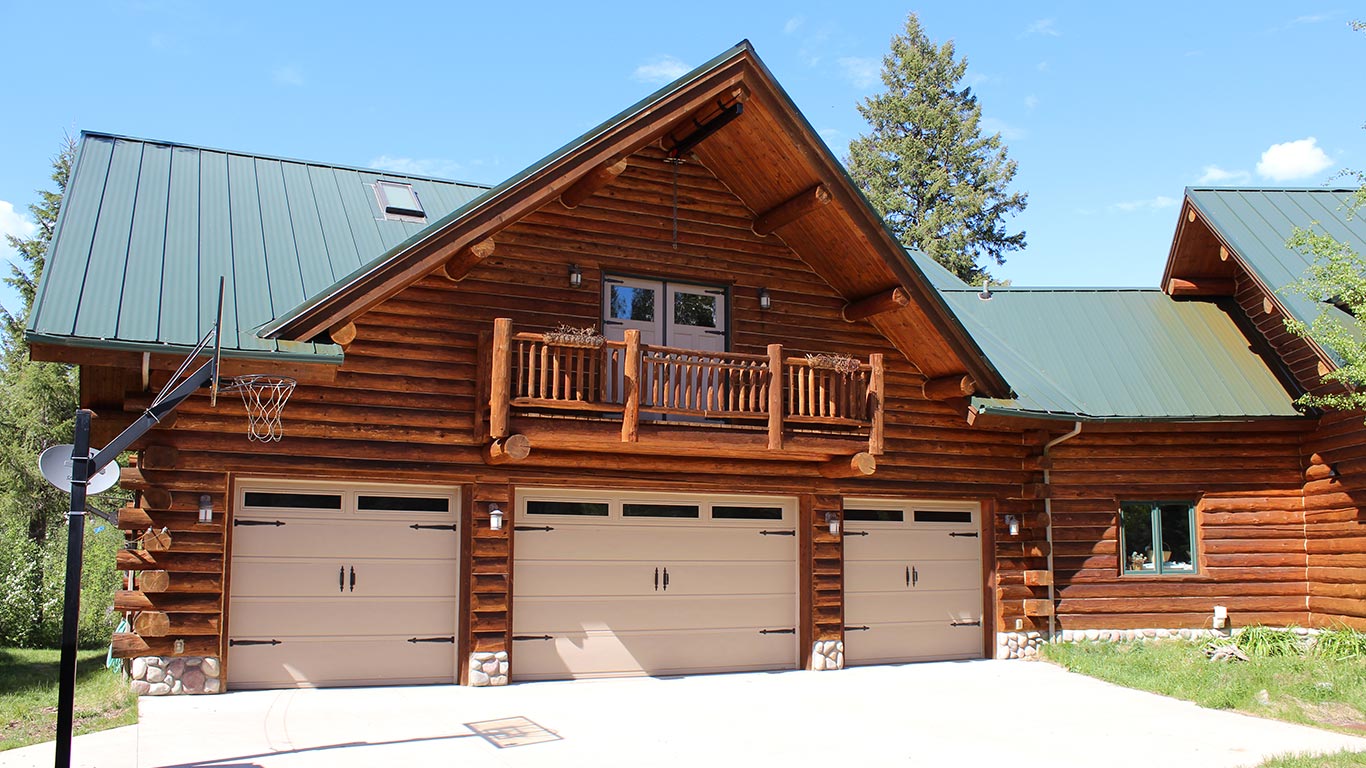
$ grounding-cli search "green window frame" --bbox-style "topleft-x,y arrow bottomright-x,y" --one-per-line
1119,501 -> 1197,576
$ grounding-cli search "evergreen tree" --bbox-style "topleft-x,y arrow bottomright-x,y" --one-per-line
847,13 -> 1028,284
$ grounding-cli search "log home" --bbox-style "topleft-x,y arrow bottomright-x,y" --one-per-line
25,42 -> 1366,691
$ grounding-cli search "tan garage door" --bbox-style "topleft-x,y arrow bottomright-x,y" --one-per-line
843,499 -> 983,665
227,482 -> 460,689
512,490 -> 797,681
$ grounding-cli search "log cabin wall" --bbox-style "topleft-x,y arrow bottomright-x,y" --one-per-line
1301,414 -> 1366,630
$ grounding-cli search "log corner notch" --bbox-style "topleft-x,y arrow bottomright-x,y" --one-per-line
920,374 -> 976,401
327,320 -> 358,349
842,287 -> 909,323
559,158 -> 629,209
818,451 -> 876,479
440,237 -> 497,282
484,434 -> 531,465
1166,277 -> 1236,297
753,184 -> 832,237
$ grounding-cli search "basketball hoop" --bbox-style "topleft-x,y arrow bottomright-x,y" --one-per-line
222,375 -> 297,442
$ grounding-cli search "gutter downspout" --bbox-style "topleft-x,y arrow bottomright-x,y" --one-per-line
1042,421 -> 1083,641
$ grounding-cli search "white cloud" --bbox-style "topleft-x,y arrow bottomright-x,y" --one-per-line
980,117 -> 1025,141
272,65 -> 305,87
369,155 -> 464,179
1022,19 -> 1060,37
783,16 -> 804,34
1111,195 -> 1179,213
1292,13 -> 1329,24
1197,165 -> 1251,185
816,127 -> 843,146
1036,60 -> 1049,72
633,55 -> 690,84
1024,95 -> 1039,110
0,200 -> 37,245
1256,137 -> 1333,181
837,57 -> 880,89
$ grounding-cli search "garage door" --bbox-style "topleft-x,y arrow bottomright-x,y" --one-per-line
227,482 -> 460,689
843,499 -> 983,666
512,490 -> 797,681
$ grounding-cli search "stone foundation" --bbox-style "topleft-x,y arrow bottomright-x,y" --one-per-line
811,639 -> 844,670
129,656 -> 221,695
469,651 -> 509,686
996,628 -> 1232,659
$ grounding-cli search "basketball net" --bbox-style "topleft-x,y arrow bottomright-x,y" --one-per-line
223,375 -> 297,442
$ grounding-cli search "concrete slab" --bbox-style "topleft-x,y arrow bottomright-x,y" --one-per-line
4,661 -> 1364,767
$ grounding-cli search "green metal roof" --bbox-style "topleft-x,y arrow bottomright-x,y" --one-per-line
27,132 -> 488,362
941,287 -> 1302,421
1185,187 -> 1362,353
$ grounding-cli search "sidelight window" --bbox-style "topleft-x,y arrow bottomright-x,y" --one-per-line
1119,501 -> 1197,575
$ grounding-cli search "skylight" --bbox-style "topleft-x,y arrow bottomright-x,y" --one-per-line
375,181 -> 425,220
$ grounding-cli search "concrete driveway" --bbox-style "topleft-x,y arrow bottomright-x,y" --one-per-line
6,660 -> 1366,767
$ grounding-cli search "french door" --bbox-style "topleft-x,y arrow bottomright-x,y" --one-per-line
602,276 -> 726,352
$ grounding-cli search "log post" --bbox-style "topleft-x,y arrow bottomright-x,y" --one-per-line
138,571 -> 171,592
621,329 -> 641,443
490,318 -> 512,440
1166,277 -> 1235,296
867,353 -> 884,456
442,238 -> 497,282
559,158 -> 629,209
818,452 -> 877,478
920,374 -> 975,401
328,321 -> 358,348
841,287 -> 910,323
752,184 -> 831,236
484,434 -> 531,465
767,344 -> 784,451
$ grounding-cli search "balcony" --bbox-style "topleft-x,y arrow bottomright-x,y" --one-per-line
484,319 -> 884,474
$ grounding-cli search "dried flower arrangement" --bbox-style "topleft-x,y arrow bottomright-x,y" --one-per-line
544,324 -> 606,348
805,353 -> 863,376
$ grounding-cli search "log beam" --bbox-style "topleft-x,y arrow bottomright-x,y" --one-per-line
920,374 -> 975,401
842,287 -> 910,323
490,318 -> 512,439
1167,277 -> 1235,297
111,633 -> 216,658
622,329 -> 641,443
138,571 -> 221,594
140,445 -> 179,470
818,452 -> 876,478
767,344 -> 783,451
441,238 -> 497,282
133,611 -> 171,637
484,434 -> 531,465
327,321 -> 358,348
559,158 -> 629,209
752,184 -> 831,236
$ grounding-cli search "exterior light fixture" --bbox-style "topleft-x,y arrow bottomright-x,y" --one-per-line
568,264 -> 583,289
1005,514 -> 1020,536
825,511 -> 840,536
489,504 -> 504,531
1212,604 -> 1228,630
758,287 -> 771,311
198,494 -> 213,524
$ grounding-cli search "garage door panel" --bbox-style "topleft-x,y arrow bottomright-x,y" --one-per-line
234,519 -> 456,560
845,530 -> 980,561
230,597 -> 457,638
514,525 -> 792,562
513,628 -> 794,681
845,560 -> 980,592
845,622 -> 982,667
232,558 -> 456,599
516,594 -> 795,634
847,589 -> 982,623
229,635 -> 455,690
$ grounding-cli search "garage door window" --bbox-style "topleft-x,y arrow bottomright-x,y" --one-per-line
357,495 -> 450,513
623,503 -> 700,519
527,501 -> 610,517
242,491 -> 343,510
845,509 -> 905,522
712,505 -> 783,521
914,510 -> 973,524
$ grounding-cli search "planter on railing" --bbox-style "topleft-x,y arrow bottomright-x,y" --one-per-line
488,318 -> 883,454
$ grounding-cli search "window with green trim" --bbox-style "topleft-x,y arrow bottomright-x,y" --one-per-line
1119,501 -> 1197,575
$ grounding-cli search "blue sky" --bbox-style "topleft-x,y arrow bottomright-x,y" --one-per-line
1,1 -> 1361,316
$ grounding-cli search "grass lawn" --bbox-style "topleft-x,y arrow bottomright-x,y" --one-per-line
1042,640 -> 1366,767
0,647 -> 136,751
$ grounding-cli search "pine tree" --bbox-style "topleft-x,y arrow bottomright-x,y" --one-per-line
847,13 -> 1028,284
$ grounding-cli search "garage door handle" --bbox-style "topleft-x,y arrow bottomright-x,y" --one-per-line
514,525 -> 555,532
235,519 -> 285,527
410,523 -> 458,531
230,639 -> 282,647
949,531 -> 979,538
349,566 -> 356,592
513,635 -> 555,641
845,625 -> 870,632
339,566 -> 345,593
662,567 -> 669,591
912,566 -> 918,587
654,567 -> 659,591
407,636 -> 455,644
759,530 -> 795,536
759,628 -> 795,635
950,619 -> 982,627
843,530 -> 868,537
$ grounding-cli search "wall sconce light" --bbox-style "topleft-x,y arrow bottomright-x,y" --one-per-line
489,504 -> 504,531
758,287 -> 771,311
198,494 -> 213,525
568,264 -> 583,289
1004,515 -> 1020,537
1212,604 -> 1228,630
825,511 -> 840,536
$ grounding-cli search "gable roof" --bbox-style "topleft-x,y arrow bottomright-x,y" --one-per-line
254,41 -> 1012,397
26,132 -> 487,363
938,286 -> 1301,422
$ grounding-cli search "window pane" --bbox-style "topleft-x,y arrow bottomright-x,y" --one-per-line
378,182 -> 422,216
673,292 -> 717,328
623,503 -> 699,519
1120,503 -> 1155,574
844,509 -> 904,522
712,505 -> 783,520
1158,503 -> 1195,573
358,495 -> 449,513
610,285 -> 655,321
914,510 -> 973,523
526,500 -> 609,517
243,491 -> 342,510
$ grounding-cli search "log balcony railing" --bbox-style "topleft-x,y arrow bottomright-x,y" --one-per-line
487,318 -> 884,457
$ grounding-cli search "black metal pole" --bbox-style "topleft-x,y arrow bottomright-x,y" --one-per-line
54,409 -> 92,768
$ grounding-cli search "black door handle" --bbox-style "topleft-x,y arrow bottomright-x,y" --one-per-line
912,566 -> 918,587
905,566 -> 910,587
663,567 -> 669,591
349,566 -> 356,592
654,567 -> 659,591
339,566 -> 344,593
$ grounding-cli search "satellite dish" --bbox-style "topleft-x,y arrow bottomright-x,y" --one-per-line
38,445 -> 120,496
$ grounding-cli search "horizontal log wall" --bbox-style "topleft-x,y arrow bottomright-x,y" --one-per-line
1302,411 -> 1366,630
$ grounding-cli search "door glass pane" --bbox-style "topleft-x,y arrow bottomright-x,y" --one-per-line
844,509 -> 904,522
357,495 -> 449,513
712,505 -> 783,520
914,510 -> 973,523
526,500 -> 609,517
623,503 -> 700,519
1120,503 -> 1155,574
1158,503 -> 1195,572
243,491 -> 342,510
610,285 -> 655,321
673,292 -> 717,328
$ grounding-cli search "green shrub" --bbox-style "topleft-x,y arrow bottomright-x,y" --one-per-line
1313,627 -> 1366,661
0,514 -> 124,649
1235,625 -> 1308,658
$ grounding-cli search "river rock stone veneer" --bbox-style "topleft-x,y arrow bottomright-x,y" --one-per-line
469,651 -> 509,686
129,656 -> 221,695
811,639 -> 844,670
996,628 -> 1234,659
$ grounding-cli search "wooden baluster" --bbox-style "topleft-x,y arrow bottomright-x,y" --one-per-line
490,319 -> 512,439
767,344 -> 783,450
622,330 -> 641,442
868,353 -> 884,455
